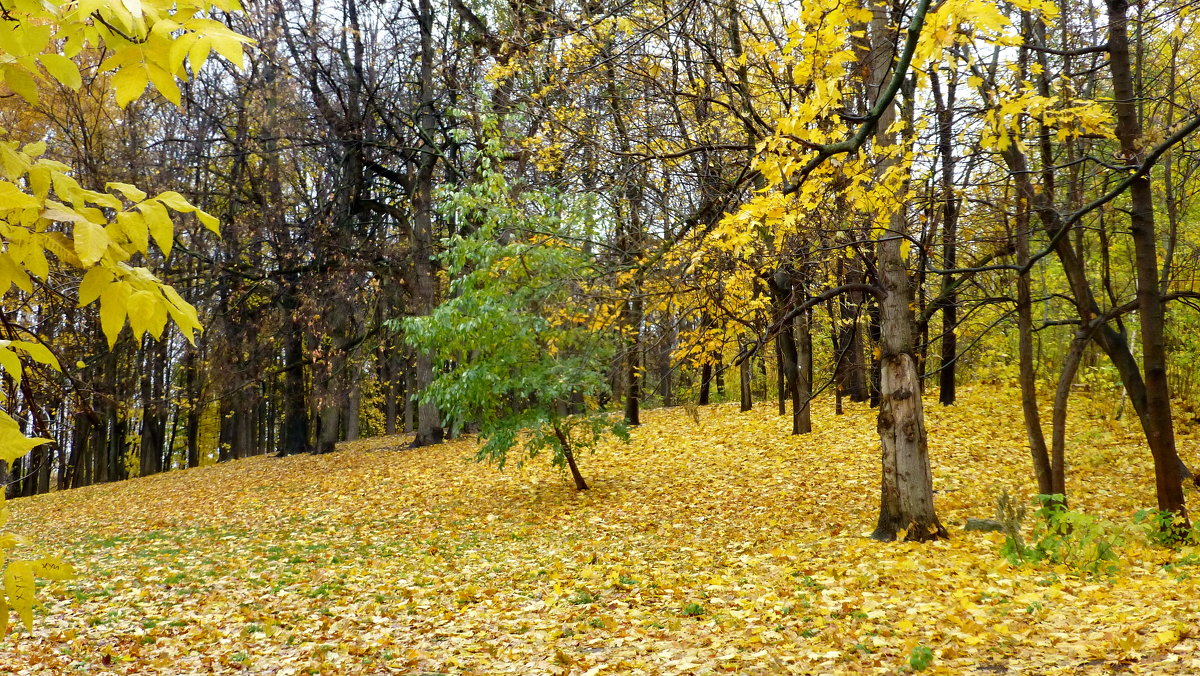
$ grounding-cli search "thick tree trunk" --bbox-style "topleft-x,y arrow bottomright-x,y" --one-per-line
316,403 -> 340,454
868,2 -> 945,542
279,287 -> 310,455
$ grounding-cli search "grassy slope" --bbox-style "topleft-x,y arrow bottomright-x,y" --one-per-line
4,385 -> 1200,674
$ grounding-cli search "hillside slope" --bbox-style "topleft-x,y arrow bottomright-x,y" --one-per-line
5,386 -> 1200,674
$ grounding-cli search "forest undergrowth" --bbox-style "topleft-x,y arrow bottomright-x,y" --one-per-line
6,385 -> 1200,674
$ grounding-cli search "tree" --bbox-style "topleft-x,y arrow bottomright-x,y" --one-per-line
404,162 -> 627,490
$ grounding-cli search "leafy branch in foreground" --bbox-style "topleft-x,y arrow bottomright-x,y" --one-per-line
0,0 -> 249,636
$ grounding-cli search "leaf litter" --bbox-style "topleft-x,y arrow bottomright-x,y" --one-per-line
3,385 -> 1200,674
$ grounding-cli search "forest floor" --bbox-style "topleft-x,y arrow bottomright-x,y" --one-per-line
5,385 -> 1200,675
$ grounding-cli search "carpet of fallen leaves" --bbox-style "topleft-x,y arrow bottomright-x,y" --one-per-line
4,385 -> 1200,674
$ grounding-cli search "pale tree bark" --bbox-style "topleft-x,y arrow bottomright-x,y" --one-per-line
867,1 -> 945,541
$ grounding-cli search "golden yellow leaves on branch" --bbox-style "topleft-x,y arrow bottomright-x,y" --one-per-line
0,0 -> 249,637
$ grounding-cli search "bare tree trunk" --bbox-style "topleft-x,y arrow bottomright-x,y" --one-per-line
770,270 -> 805,435
796,307 -> 813,434
868,2 -> 945,542
930,70 -> 959,406
411,0 -> 443,448
1107,0 -> 1188,523
346,381 -> 361,441
552,422 -> 588,490
739,339 -> 753,412
699,362 -> 713,406
1003,138 -> 1055,497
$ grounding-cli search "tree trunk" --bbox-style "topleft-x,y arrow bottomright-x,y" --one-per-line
770,270 -> 806,435
796,307 -> 813,434
867,2 -> 945,542
1107,0 -> 1188,523
410,0 -> 443,448
699,363 -> 713,406
739,341 -> 753,412
930,70 -> 959,406
346,381 -> 361,441
553,422 -> 588,490
1004,141 -> 1054,498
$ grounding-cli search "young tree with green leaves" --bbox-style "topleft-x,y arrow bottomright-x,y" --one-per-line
404,164 -> 627,490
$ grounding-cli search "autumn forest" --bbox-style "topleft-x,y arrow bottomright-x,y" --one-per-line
2,0 -> 1200,671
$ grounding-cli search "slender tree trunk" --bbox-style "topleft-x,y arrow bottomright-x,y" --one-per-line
739,339 -> 753,412
775,341 -> 786,415
346,381 -> 361,441
797,307 -> 813,434
931,70 -> 959,405
410,0 -> 443,448
552,422 -> 588,490
1107,0 -> 1187,523
770,270 -> 805,435
1004,141 -> 1055,497
699,362 -> 713,406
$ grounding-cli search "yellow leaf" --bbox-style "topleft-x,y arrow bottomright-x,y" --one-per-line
138,200 -> 173,257
30,557 -> 75,581
111,65 -> 148,108
116,210 -> 149,252
38,54 -> 82,90
99,281 -> 131,348
78,266 -> 114,306
4,561 -> 34,632
2,64 -> 38,105
73,220 -> 110,266
0,411 -> 50,464
106,182 -> 147,202
196,209 -> 220,234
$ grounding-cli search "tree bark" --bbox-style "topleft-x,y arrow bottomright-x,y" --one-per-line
410,0 -> 443,448
867,2 -> 945,541
1107,0 -> 1188,523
